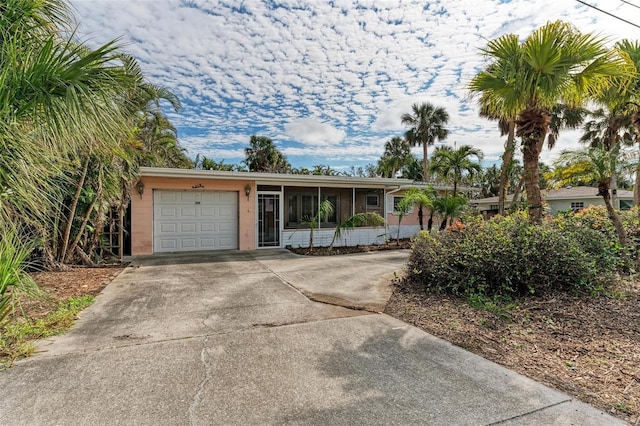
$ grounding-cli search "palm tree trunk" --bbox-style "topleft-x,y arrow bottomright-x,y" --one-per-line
600,183 -> 627,246
422,143 -> 429,182
427,210 -> 434,231
418,206 -> 424,230
498,122 -> 515,215
59,153 -> 91,262
522,139 -> 543,224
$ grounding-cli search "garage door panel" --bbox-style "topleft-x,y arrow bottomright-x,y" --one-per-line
159,207 -> 177,217
218,222 -> 235,232
180,223 -> 197,233
160,223 -> 177,233
200,223 -> 215,232
180,207 -> 197,217
159,239 -> 178,250
154,190 -> 238,253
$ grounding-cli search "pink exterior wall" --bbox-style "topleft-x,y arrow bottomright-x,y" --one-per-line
385,192 -> 421,226
131,176 -> 256,255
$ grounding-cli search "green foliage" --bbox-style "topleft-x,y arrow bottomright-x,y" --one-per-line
0,295 -> 94,368
329,212 -> 385,250
0,227 -> 41,325
406,212 -> 617,297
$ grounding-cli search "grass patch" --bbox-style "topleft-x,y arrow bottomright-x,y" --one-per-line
0,295 -> 94,369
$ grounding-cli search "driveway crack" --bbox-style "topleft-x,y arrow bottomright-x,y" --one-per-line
188,338 -> 211,425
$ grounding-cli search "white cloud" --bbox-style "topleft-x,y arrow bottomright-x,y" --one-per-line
284,118 -> 346,146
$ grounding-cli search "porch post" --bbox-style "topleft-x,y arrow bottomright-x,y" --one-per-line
352,187 -> 355,216
318,186 -> 321,229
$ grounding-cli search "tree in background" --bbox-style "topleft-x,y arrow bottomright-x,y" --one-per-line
469,21 -> 633,223
377,136 -> 412,178
429,145 -> 483,196
401,102 -> 449,181
400,156 -> 424,181
244,136 -> 290,173
552,143 -> 634,246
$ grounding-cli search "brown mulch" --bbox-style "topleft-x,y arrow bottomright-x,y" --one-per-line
288,239 -> 412,256
20,267 -> 125,321
385,281 -> 640,424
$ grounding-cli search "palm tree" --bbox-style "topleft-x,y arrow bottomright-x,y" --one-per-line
614,40 -> 640,206
401,102 -> 449,181
429,145 -> 483,196
378,136 -> 412,178
244,136 -> 290,173
400,155 -> 424,181
329,212 -> 386,250
469,21 -> 632,223
1,0 -> 141,268
401,186 -> 435,230
552,143 -> 632,245
433,195 -> 467,230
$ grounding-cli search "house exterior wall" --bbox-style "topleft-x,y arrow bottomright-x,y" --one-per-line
548,198 -> 604,214
131,176 -> 256,255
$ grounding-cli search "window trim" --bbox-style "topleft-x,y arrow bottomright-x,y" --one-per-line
366,194 -> 380,208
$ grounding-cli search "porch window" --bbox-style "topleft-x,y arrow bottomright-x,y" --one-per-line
287,193 -> 338,227
366,194 -> 379,207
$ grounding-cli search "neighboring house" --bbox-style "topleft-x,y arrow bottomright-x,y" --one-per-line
131,167 -> 472,255
471,186 -> 634,219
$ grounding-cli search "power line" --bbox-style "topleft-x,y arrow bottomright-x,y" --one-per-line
575,0 -> 640,30
619,0 -> 640,11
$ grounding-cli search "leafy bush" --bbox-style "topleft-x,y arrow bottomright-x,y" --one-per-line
406,212 -> 616,297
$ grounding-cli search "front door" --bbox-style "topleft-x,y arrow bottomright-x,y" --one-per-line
258,193 -> 280,247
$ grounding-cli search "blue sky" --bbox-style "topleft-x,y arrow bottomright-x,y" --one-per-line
69,0 -> 640,171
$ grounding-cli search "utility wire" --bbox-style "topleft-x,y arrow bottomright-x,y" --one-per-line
619,0 -> 640,11
575,0 -> 640,29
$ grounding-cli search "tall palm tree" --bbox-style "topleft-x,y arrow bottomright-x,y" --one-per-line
429,145 -> 483,196
244,135 -> 290,173
469,21 -> 632,223
401,102 -> 449,181
553,143 -> 633,246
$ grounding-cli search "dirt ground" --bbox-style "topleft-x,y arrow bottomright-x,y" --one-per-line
21,258 -> 640,424
385,280 -> 640,425
24,267 -> 124,321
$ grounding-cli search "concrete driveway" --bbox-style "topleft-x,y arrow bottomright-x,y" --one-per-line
0,250 -> 623,425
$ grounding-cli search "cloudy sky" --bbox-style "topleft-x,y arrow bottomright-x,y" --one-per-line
69,0 -> 640,171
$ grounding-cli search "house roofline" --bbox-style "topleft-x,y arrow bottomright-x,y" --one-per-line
139,167 -> 478,191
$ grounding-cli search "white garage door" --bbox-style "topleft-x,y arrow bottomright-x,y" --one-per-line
153,190 -> 238,252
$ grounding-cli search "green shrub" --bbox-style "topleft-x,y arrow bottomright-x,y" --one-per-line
406,212 -> 615,297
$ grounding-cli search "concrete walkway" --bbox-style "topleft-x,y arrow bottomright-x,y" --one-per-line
0,250 -> 624,425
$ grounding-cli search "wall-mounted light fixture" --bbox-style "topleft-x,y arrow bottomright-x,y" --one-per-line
135,180 -> 145,199
244,184 -> 251,200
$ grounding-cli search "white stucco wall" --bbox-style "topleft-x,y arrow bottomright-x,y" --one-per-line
282,225 -> 421,248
